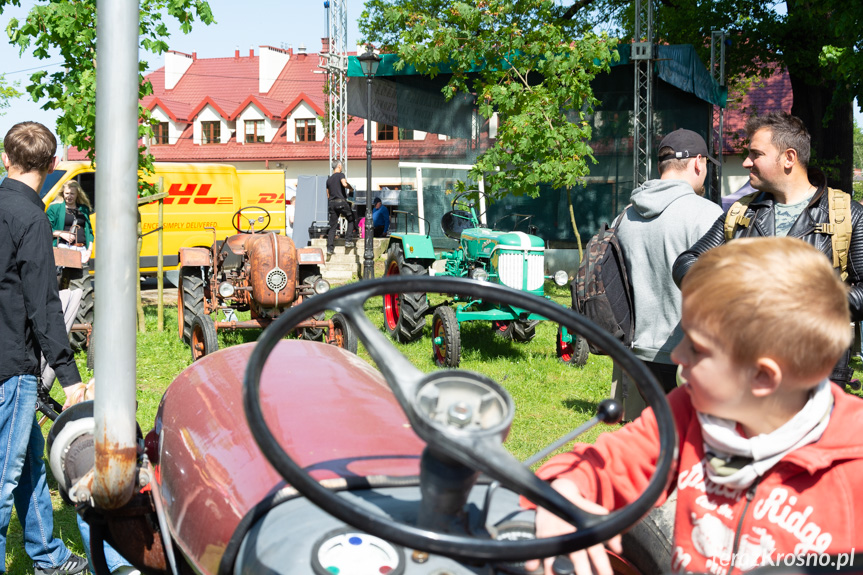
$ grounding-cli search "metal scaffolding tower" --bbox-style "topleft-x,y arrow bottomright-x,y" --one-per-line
632,0 -> 654,188
709,30 -> 728,202
320,0 -> 349,173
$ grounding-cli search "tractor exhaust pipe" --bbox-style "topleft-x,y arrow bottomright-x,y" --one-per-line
91,0 -> 140,509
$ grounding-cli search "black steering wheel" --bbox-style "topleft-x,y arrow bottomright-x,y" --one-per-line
232,206 -> 271,234
244,276 -> 676,563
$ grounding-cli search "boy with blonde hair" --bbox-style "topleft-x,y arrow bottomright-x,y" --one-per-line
530,237 -> 863,575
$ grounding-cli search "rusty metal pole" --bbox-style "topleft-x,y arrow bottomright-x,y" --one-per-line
92,0 -> 139,509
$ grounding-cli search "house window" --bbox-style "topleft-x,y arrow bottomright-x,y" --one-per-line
201,121 -> 221,144
378,124 -> 397,141
153,122 -> 169,145
245,120 -> 265,143
295,119 -> 316,142
398,128 -> 414,141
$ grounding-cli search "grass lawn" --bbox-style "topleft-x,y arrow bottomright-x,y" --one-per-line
9,274 -> 623,573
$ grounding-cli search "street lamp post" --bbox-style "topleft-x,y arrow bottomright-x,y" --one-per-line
358,48 -> 381,280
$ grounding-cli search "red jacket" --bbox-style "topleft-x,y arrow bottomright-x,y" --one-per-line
532,384 -> 863,573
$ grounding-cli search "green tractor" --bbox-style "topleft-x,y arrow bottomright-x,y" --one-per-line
382,190 -> 589,367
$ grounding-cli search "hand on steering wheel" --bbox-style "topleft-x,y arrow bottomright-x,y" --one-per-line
244,276 -> 676,563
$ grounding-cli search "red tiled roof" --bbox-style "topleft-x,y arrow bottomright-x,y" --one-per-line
722,66 -> 792,155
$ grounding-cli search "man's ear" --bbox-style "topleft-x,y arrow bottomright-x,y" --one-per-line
751,357 -> 782,397
49,156 -> 59,173
1,152 -> 9,171
782,147 -> 798,170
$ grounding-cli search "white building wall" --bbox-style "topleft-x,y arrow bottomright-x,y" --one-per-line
722,157 -> 750,198
259,46 -> 290,93
165,51 -> 194,90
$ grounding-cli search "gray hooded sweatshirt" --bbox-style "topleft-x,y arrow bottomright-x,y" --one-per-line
615,179 -> 723,363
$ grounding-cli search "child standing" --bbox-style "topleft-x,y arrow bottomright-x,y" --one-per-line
529,237 -> 863,575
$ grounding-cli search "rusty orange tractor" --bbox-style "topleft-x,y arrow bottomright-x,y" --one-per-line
177,206 -> 355,360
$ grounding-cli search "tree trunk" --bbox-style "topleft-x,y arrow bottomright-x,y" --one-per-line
788,72 -> 854,192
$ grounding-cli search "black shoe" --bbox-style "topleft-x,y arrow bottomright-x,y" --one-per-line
326,247 -> 334,255
34,553 -> 89,575
345,240 -> 355,248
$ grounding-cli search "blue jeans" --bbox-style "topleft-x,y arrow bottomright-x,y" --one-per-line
0,375 -> 72,571
76,514 -> 132,573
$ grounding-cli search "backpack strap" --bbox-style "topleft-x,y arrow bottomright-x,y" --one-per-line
724,192 -> 760,241
814,187 -> 853,280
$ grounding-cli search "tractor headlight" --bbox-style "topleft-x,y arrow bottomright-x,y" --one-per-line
314,278 -> 330,294
218,282 -> 235,298
553,270 -> 569,286
470,268 -> 489,282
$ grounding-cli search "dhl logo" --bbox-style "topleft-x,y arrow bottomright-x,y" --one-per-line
164,183 -> 232,205
255,192 -> 285,204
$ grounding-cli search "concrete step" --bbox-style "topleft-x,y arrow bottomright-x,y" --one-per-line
310,237 -> 389,284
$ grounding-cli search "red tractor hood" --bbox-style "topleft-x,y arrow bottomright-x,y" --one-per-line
152,341 -> 424,573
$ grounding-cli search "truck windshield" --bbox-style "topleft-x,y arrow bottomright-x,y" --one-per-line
39,170 -> 66,199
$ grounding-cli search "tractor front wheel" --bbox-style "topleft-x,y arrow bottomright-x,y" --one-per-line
190,314 -> 218,362
383,243 -> 428,343
511,319 -> 538,343
432,306 -> 460,368
330,313 -> 358,354
300,274 -> 326,341
557,325 -> 589,367
179,266 -> 205,342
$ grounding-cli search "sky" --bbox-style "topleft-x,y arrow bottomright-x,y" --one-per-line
0,0 -> 364,140
1,1 -> 861,143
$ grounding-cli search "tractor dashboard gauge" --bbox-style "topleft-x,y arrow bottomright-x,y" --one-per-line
311,527 -> 405,575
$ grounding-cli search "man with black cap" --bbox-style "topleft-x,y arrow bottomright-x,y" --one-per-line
674,111 -> 863,389
615,128 -> 722,406
371,196 -> 389,237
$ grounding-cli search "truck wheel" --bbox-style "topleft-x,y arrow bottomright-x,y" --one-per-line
190,314 -> 218,362
300,275 -> 325,341
557,325 -> 589,367
432,306 -> 460,368
69,267 -> 94,353
383,243 -> 428,343
179,266 -> 205,342
511,319 -> 538,343
330,313 -> 358,354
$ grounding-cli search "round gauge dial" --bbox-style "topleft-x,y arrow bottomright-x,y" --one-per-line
311,527 -> 405,575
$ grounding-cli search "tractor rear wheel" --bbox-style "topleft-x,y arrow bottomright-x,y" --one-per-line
511,319 -> 538,343
557,325 -> 589,367
190,314 -> 218,362
382,243 -> 428,343
330,313 -> 358,354
68,266 -> 93,352
179,266 -> 205,342
432,306 -> 460,368
491,320 -> 513,340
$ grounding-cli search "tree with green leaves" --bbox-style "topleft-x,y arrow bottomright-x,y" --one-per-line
363,0 -> 862,195
2,0 -> 214,184
361,0 -> 617,197
0,73 -> 22,178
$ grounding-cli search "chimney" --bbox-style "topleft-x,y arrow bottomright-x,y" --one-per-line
259,46 -> 290,93
298,43 -> 306,55
192,52 -> 197,61
165,50 -> 194,90
249,46 -> 254,57
322,37 -> 330,54
235,46 -> 239,59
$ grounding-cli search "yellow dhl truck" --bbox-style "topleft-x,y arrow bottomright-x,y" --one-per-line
40,161 -> 287,274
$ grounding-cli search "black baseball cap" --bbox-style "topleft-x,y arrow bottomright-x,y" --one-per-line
658,129 -> 718,164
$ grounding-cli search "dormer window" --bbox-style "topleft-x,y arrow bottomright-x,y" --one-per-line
296,119 -> 316,142
153,122 -> 169,145
378,124 -> 397,141
245,120 -> 265,143
202,121 -> 221,144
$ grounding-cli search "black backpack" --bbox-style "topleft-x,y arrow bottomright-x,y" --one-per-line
571,209 -> 634,354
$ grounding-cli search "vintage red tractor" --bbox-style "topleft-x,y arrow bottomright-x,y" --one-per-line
176,205 -> 356,360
